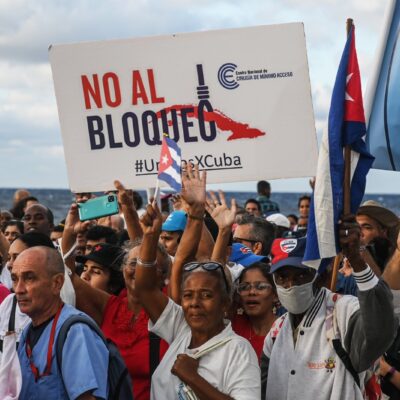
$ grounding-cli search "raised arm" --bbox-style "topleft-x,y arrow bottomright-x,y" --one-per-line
131,203 -> 169,323
170,193 -> 214,261
114,180 -> 143,240
62,204 -> 110,326
339,215 -> 397,371
206,190 -> 237,265
169,164 -> 206,303
61,202 -> 93,260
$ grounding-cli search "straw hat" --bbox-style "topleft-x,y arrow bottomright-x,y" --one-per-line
357,200 -> 399,228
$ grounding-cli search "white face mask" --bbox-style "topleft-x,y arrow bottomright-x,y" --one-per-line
274,272 -> 318,315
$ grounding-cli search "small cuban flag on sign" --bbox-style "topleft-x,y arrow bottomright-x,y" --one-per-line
158,135 -> 182,192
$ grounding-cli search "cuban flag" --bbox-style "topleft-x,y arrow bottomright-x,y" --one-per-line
366,0 -> 400,170
158,135 -> 182,192
303,26 -> 374,271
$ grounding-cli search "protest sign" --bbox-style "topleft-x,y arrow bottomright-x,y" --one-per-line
49,23 -> 318,192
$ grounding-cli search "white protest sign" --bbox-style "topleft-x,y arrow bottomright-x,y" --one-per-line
49,23 -> 318,192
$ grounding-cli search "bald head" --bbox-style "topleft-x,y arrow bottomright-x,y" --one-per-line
12,246 -> 65,325
15,246 -> 64,277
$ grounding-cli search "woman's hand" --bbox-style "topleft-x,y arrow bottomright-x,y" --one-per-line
206,190 -> 237,230
140,203 -> 163,236
171,194 -> 189,212
171,354 -> 200,383
181,163 -> 206,208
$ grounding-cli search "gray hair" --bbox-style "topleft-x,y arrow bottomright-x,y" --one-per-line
121,238 -> 171,276
237,214 -> 275,256
23,246 -> 64,276
181,263 -> 233,302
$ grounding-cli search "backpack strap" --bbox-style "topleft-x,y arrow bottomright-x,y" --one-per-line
332,338 -> 361,388
8,295 -> 18,333
149,331 -> 161,377
325,292 -> 360,388
0,295 -> 18,352
55,314 -> 107,397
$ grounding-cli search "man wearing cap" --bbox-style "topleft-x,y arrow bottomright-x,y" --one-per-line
261,216 -> 397,400
159,211 -> 187,257
229,243 -> 268,268
357,200 -> 399,248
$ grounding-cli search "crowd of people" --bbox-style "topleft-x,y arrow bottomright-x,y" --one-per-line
0,169 -> 399,400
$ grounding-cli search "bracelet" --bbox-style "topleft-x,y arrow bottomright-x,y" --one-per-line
387,366 -> 397,379
188,213 -> 204,221
137,258 -> 157,267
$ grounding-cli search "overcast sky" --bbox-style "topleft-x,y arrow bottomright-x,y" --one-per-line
0,0 -> 398,193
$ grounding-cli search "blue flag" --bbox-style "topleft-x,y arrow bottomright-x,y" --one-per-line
303,26 -> 374,271
366,0 -> 400,170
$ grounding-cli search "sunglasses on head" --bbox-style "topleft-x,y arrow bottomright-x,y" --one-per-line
183,262 -> 230,294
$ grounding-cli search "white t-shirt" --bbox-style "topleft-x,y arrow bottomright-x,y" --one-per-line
0,267 -> 12,290
0,293 -> 31,364
149,298 -> 260,400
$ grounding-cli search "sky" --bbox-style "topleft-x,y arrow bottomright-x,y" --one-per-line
0,0 -> 398,193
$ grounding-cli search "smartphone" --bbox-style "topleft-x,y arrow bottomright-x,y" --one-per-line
78,194 -> 119,221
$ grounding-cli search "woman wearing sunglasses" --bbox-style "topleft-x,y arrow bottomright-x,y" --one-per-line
132,165 -> 260,400
204,191 -> 278,363
233,263 -> 278,361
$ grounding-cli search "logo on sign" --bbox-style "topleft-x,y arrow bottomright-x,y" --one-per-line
217,62 -> 294,90
218,63 -> 239,90
280,239 -> 297,253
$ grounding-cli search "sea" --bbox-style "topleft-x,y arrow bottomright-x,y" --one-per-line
1,188 -> 399,224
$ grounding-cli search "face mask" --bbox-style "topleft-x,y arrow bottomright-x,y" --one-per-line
274,273 -> 318,315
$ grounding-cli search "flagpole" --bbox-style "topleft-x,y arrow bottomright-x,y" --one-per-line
330,18 -> 353,292
343,17 -> 353,215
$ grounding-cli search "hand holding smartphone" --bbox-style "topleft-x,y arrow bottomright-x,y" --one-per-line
77,194 -> 119,221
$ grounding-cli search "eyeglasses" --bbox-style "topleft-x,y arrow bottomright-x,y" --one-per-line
237,281 -> 272,294
232,237 -> 259,245
183,262 -> 230,294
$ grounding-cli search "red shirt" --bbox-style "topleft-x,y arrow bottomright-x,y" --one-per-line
101,290 -> 168,400
0,284 -> 10,305
232,313 -> 266,362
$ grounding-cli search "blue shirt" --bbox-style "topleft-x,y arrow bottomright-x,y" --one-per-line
18,304 -> 108,400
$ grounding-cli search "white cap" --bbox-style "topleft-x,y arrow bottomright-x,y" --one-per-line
266,213 -> 290,229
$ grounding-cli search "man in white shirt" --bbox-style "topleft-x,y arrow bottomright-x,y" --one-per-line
261,216 -> 397,400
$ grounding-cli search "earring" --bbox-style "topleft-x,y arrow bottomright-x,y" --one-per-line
236,307 -> 244,315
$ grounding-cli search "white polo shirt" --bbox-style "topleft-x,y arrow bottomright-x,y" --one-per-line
149,298 -> 261,400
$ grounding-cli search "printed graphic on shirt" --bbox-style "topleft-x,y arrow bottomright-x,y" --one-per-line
307,357 -> 336,372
